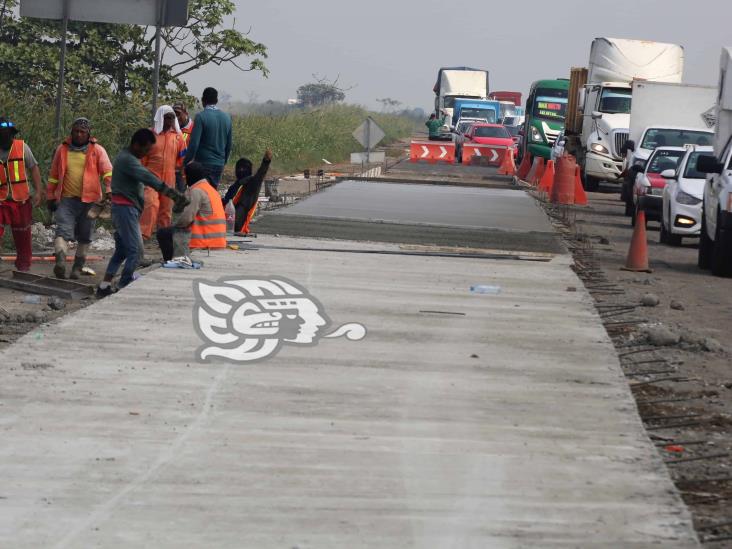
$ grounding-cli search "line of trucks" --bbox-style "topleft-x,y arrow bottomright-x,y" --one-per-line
431,39 -> 732,277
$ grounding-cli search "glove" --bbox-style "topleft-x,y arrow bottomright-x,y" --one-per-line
161,186 -> 190,213
46,199 -> 58,213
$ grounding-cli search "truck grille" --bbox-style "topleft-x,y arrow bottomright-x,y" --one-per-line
613,131 -> 629,158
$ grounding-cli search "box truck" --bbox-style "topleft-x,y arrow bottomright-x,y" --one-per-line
433,67 -> 490,122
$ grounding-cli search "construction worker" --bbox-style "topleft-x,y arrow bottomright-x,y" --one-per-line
155,162 -> 226,266
184,87 -> 232,188
426,111 -> 447,140
97,129 -> 188,297
139,105 -> 186,242
0,117 -> 43,272
173,102 -> 194,193
47,117 -> 113,279
222,149 -> 272,235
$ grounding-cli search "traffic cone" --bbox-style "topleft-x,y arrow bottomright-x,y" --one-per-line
538,160 -> 555,193
622,208 -> 652,273
573,166 -> 588,206
550,154 -> 576,205
525,156 -> 540,184
531,157 -> 545,186
516,153 -> 531,180
498,147 -> 517,176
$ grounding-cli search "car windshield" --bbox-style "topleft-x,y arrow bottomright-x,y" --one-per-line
647,150 -> 685,174
459,109 -> 496,123
683,151 -> 708,179
504,125 -> 520,137
532,89 -> 568,121
474,126 -> 509,138
640,129 -> 713,149
598,88 -> 631,114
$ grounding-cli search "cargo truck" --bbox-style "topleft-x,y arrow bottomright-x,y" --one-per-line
521,78 -> 570,161
697,47 -> 732,276
563,38 -> 684,191
489,91 -> 522,107
433,67 -> 490,122
621,81 -> 716,214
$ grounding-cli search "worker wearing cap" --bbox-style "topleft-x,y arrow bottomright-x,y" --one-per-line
47,118 -> 113,279
139,105 -> 186,242
0,117 -> 43,272
173,102 -> 194,193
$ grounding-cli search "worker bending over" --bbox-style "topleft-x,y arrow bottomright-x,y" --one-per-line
222,148 -> 272,235
156,162 -> 226,267
47,117 -> 113,279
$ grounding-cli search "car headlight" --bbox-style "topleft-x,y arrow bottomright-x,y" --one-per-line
531,126 -> 544,143
675,190 -> 702,205
591,143 -> 609,155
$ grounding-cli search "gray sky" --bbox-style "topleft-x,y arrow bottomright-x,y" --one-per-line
185,0 -> 732,111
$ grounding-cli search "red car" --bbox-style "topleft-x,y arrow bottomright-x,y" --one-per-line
465,123 -> 518,158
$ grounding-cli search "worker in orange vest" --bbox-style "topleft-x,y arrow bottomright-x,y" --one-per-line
0,117 -> 43,272
155,162 -> 226,267
173,102 -> 194,193
47,117 -> 113,279
139,105 -> 186,242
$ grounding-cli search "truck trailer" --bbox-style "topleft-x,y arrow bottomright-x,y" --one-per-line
433,67 -> 490,121
563,38 -> 684,190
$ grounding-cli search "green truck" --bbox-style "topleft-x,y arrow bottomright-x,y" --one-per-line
521,79 -> 569,161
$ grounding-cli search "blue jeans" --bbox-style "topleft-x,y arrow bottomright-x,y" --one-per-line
203,164 -> 224,189
105,204 -> 141,287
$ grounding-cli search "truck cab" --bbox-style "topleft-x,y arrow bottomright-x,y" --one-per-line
580,82 -> 632,188
452,99 -> 500,129
522,79 -> 570,161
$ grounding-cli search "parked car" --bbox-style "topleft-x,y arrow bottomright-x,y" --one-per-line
632,146 -> 686,225
659,145 -> 712,245
465,123 -> 517,158
453,121 -> 475,163
550,129 -> 566,162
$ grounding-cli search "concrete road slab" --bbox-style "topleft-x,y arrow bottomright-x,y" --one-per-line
0,238 -> 698,548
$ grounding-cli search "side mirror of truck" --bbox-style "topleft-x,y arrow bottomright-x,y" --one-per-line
696,154 -> 723,174
591,111 -> 603,120
622,139 -> 635,154
660,169 -> 676,180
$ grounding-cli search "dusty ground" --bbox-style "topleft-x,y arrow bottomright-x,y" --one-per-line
543,182 -> 732,545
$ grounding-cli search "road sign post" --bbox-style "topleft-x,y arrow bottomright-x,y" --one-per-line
352,117 -> 385,164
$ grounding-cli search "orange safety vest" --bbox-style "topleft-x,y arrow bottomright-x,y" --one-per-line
0,140 -> 29,202
177,121 -> 194,169
189,180 -> 227,249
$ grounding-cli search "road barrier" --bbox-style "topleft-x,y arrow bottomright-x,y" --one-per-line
538,160 -> 555,193
573,166 -> 588,206
622,201 -> 652,273
410,141 -> 455,164
461,143 -> 507,166
551,155 -> 576,204
516,153 -> 532,180
497,146 -> 517,176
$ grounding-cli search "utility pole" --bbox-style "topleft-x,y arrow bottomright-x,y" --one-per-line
54,0 -> 69,138
151,0 -> 167,120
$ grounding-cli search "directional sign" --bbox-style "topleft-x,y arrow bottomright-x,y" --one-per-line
352,118 -> 385,150
701,106 -> 717,129
20,0 -> 189,26
351,151 -> 385,164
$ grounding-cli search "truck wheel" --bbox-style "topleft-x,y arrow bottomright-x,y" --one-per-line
584,175 -> 600,192
711,211 -> 732,277
698,211 -> 713,269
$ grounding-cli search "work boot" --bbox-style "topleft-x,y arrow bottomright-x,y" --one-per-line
53,237 -> 68,279
69,243 -> 89,280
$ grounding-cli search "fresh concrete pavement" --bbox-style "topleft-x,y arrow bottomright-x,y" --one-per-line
0,180 -> 698,547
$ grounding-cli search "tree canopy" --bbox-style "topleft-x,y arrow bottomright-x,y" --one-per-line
0,0 -> 267,103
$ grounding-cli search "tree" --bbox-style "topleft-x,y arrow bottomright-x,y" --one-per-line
0,0 -> 267,102
297,75 -> 351,107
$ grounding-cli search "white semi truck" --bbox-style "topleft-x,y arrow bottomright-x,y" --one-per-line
433,67 -> 490,123
564,38 -> 684,190
621,81 -> 717,214
697,47 -> 732,277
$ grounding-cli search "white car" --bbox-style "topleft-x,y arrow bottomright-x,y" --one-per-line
660,145 -> 712,245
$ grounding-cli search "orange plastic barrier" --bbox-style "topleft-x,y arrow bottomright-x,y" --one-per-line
622,209 -> 652,273
538,159 -> 555,193
410,141 -> 456,164
551,154 -> 577,204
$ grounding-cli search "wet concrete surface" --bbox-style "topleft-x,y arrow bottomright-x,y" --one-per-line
256,181 -> 561,254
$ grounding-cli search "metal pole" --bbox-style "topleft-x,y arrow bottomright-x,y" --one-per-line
365,117 -> 371,164
151,0 -> 166,120
54,0 -> 70,139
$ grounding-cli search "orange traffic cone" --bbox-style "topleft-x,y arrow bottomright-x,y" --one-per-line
516,153 -> 531,180
498,147 -> 517,176
573,166 -> 588,206
550,154 -> 576,205
622,208 -> 652,273
525,156 -> 540,184
538,159 -> 555,193
531,157 -> 545,186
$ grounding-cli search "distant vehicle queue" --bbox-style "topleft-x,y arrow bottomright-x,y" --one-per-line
423,39 -> 732,277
